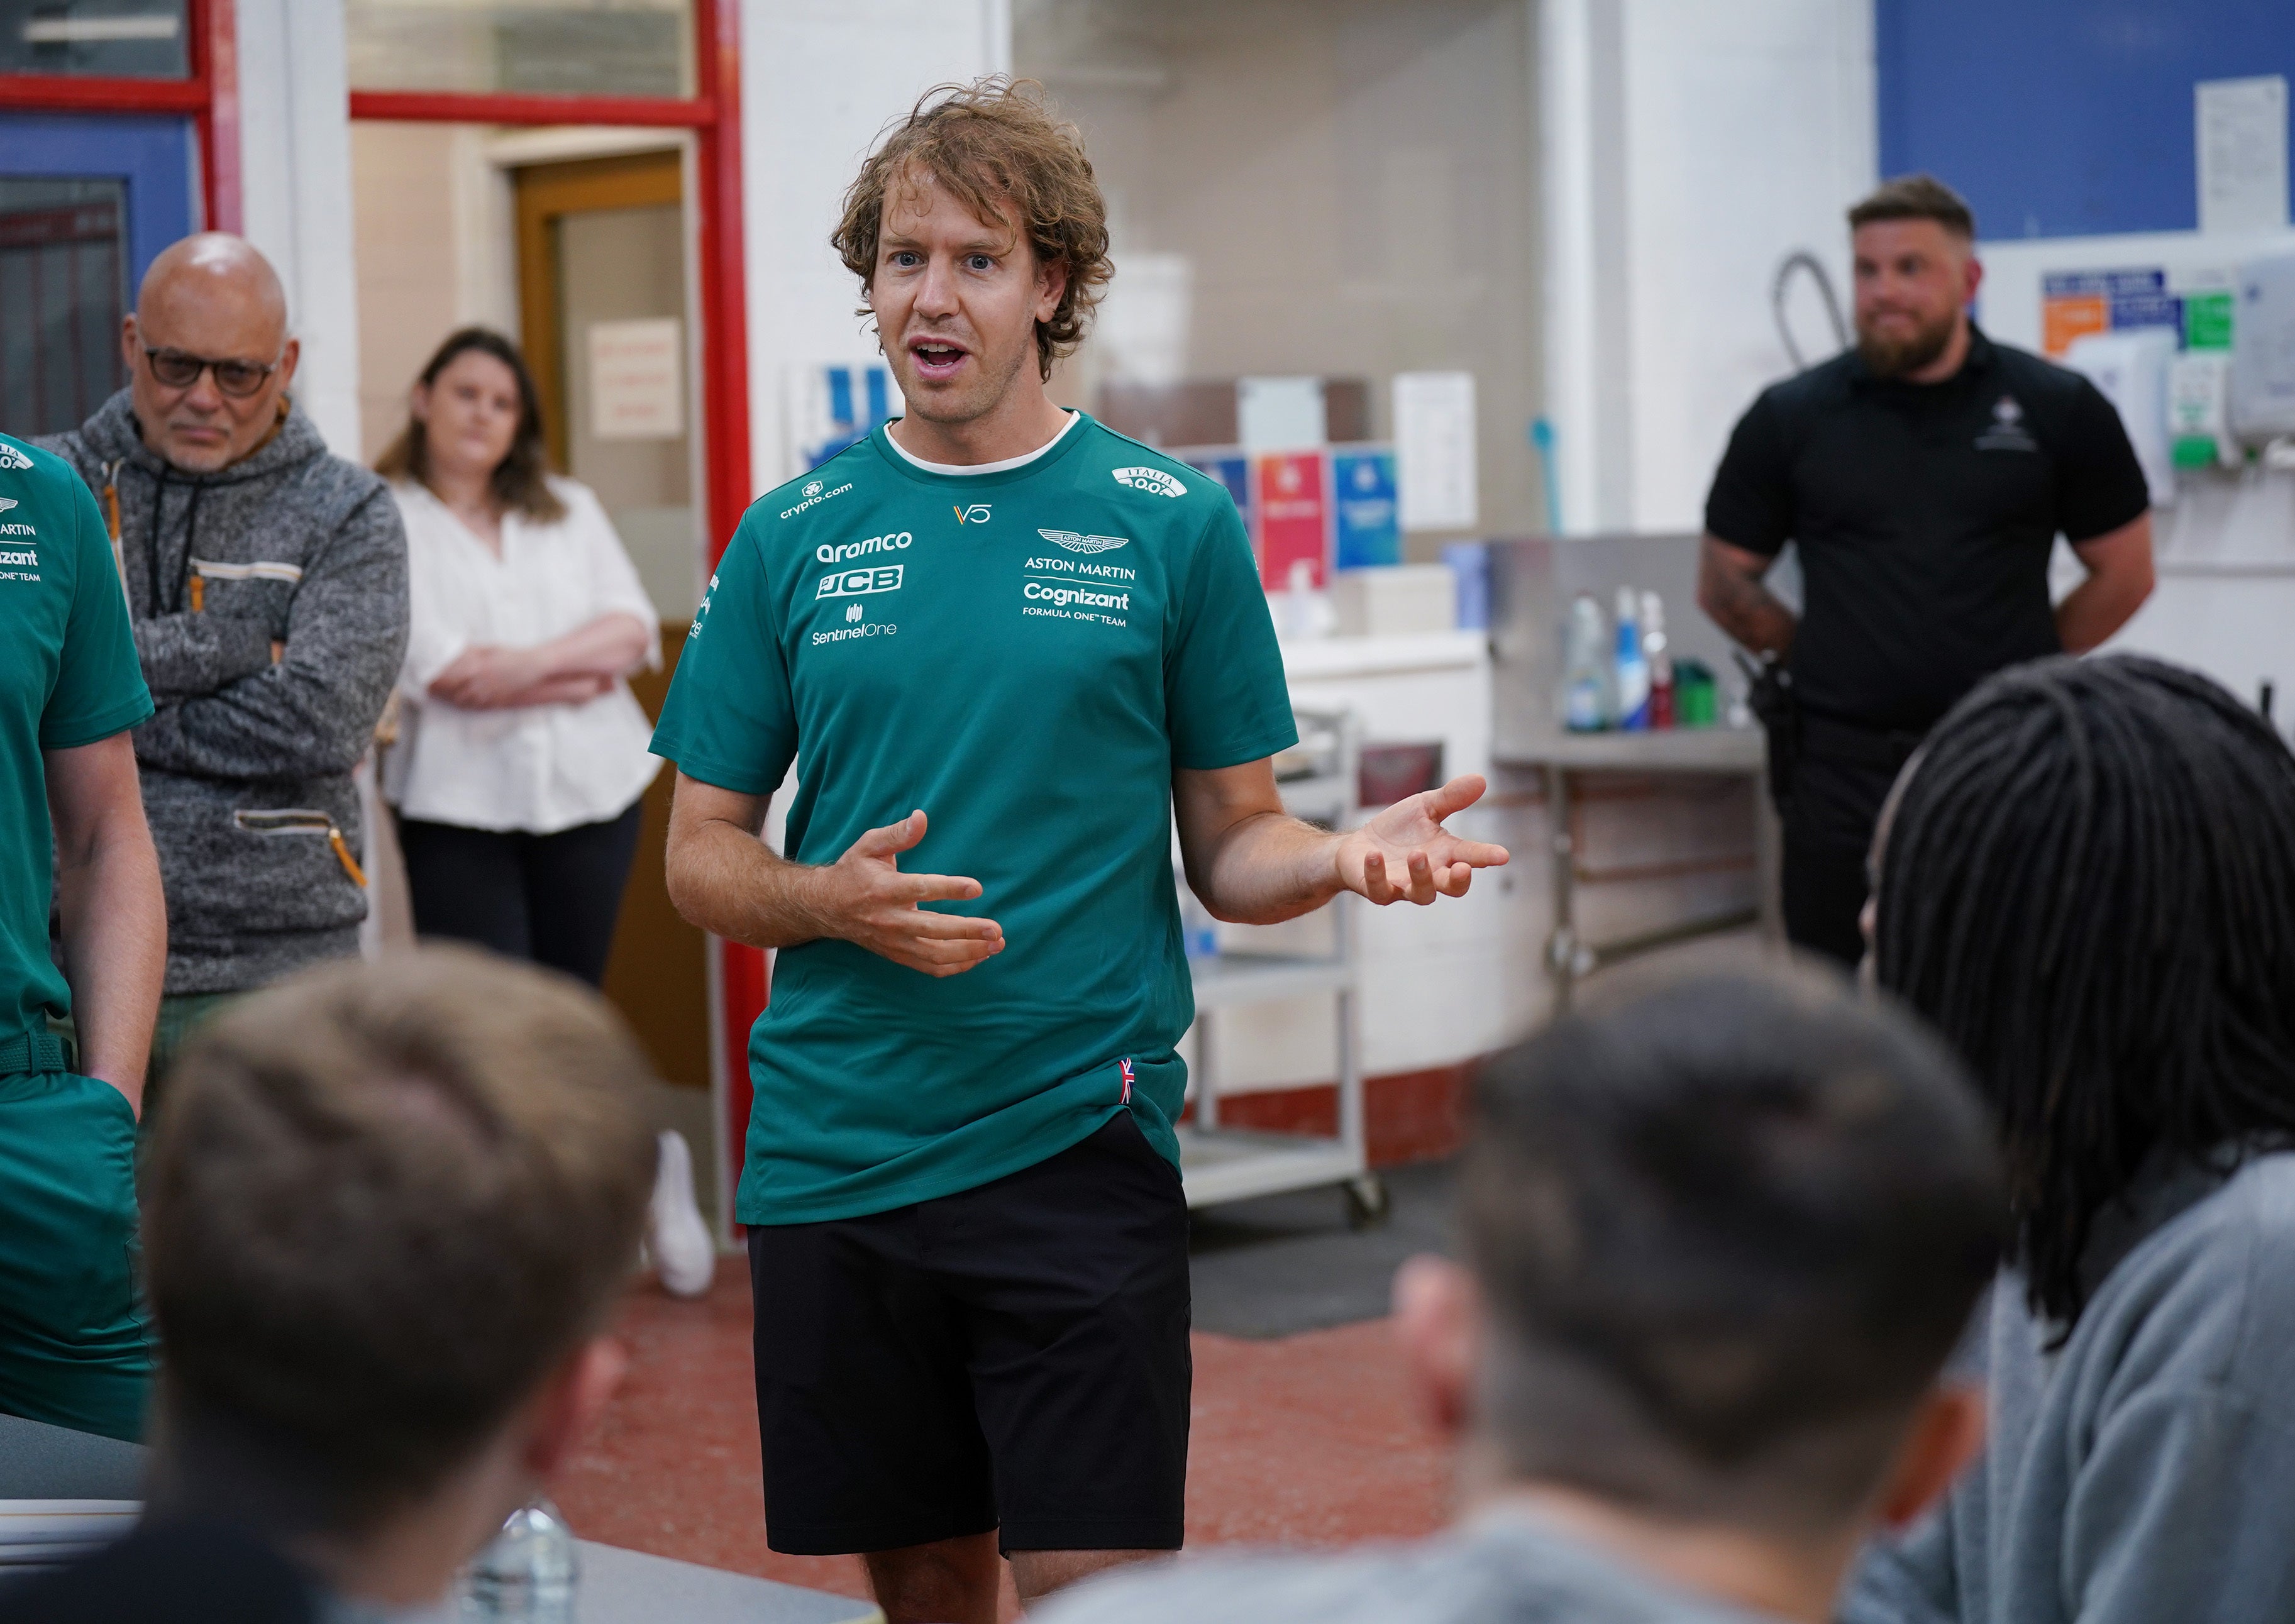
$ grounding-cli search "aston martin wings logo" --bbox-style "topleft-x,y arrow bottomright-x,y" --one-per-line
0,499 -> 16,515
1037,528 -> 1129,554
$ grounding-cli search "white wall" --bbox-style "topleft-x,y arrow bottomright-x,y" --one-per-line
236,0 -> 363,457
1021,0 -> 1545,546
1542,0 -> 1874,534
739,0 -> 1012,497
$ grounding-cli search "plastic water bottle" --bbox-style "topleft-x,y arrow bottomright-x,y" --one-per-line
1563,593 -> 1608,732
461,1500 -> 577,1621
1613,586 -> 1650,731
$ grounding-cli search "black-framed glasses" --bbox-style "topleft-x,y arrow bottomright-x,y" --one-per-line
142,346 -> 280,398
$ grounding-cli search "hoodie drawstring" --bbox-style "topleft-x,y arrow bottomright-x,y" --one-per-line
144,463 -> 168,617
180,477 -> 206,611
141,463 -> 209,615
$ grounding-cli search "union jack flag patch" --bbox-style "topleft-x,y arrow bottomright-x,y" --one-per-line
1118,1057 -> 1136,1105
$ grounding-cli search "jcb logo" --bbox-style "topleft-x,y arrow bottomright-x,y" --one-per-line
817,563 -> 904,599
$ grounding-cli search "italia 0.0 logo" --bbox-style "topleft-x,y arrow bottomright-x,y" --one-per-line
1112,466 -> 1185,497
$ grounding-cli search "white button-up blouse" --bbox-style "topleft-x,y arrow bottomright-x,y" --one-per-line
383,477 -> 663,834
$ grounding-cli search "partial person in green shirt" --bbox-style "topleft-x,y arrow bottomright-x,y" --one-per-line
652,79 -> 1508,1624
0,428 -> 168,1442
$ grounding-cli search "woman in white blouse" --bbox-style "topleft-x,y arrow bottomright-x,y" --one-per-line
377,328 -> 712,1293
376,328 -> 661,983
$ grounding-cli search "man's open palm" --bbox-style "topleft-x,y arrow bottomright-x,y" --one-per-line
1336,773 -> 1510,905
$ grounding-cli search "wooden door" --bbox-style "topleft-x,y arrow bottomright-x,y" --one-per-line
514,151 -> 709,1100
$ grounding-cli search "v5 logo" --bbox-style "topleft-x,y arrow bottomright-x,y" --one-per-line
954,503 -> 992,524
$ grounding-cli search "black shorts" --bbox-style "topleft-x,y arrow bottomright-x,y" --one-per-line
748,1111 -> 1192,1556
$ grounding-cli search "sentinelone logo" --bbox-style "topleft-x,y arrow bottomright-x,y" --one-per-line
780,480 -> 853,520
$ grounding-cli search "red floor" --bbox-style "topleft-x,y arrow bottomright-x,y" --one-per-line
554,1260 -> 1453,1614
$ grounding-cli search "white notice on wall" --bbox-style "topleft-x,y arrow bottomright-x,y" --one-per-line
2197,76 -> 2290,235
589,318 -> 683,441
1237,375 -> 1327,453
1394,370 -> 1478,533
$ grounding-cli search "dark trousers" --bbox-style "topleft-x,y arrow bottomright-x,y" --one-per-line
396,803 -> 643,988
1778,724 -> 1922,969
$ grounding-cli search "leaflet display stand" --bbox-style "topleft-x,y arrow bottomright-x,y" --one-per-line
1175,709 -> 1388,1228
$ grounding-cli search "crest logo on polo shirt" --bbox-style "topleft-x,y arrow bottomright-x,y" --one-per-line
1112,466 -> 1185,497
1976,394 -> 2037,453
0,445 -> 31,471
0,497 -> 33,538
803,480 -> 823,497
1037,528 -> 1129,555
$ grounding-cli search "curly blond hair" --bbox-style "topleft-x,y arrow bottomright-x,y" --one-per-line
833,77 -> 1112,381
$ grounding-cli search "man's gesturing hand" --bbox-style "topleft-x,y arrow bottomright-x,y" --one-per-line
816,810 -> 1004,976
1335,773 -> 1510,905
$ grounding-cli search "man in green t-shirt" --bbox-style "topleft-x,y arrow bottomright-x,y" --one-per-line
0,429 -> 168,1440
653,82 -> 1507,1620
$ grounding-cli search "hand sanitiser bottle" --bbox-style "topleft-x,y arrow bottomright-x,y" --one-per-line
1642,590 -> 1674,728
1564,593 -> 1608,732
1613,586 -> 1651,731
462,1500 -> 577,1621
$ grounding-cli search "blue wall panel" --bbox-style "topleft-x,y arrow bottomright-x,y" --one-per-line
1877,1 -> 2295,240
0,114 -> 196,287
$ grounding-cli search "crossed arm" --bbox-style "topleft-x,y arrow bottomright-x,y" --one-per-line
426,612 -> 655,710
1696,514 -> 2155,660
47,732 -> 165,1112
663,760 -> 1508,978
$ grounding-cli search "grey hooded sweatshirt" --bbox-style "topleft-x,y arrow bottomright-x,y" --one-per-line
44,390 -> 408,993
1842,1147 -> 2295,1624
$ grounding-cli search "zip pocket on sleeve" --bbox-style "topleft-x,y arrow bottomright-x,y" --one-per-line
231,808 -> 368,888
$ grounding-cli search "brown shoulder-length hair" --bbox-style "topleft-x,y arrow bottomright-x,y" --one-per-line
375,326 -> 565,523
832,77 -> 1112,381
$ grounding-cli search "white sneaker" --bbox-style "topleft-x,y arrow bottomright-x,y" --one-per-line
648,1130 -> 716,1298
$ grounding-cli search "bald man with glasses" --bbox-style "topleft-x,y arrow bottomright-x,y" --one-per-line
44,235 -> 408,1096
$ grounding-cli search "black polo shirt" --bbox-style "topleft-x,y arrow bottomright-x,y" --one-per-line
1703,326 -> 2149,732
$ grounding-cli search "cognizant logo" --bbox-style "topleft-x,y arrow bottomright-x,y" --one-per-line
816,530 -> 912,565
1024,581 -> 1130,610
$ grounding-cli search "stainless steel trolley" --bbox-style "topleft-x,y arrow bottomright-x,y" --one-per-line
1174,708 -> 1388,1228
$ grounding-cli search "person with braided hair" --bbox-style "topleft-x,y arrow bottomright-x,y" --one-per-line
1844,653 -> 2295,1624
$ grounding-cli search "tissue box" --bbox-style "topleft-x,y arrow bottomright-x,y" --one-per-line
1331,565 -> 1456,636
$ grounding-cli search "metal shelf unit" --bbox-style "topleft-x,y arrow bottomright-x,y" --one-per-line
1175,712 -> 1387,1226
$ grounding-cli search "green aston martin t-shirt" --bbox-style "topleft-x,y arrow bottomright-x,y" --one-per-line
651,412 -> 1297,1224
0,431 -> 153,1047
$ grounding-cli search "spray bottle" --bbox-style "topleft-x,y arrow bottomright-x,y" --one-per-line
1614,586 -> 1650,731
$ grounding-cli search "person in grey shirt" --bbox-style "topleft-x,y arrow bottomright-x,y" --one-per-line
1845,653 -> 2295,1624
1041,963 -> 2006,1624
43,234 -> 407,1091
0,949 -> 657,1623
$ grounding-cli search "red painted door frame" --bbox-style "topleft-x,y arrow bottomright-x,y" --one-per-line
3,0 -> 768,1207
